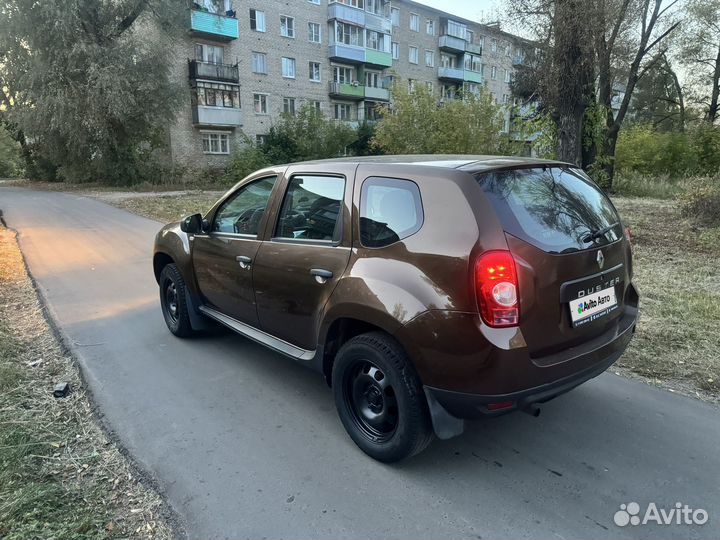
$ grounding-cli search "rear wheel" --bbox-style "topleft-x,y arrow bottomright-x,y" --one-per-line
159,263 -> 193,338
332,332 -> 433,462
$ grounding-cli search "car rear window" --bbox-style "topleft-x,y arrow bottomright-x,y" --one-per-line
475,167 -> 622,254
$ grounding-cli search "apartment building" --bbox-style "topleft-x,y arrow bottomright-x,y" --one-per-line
168,0 -> 529,167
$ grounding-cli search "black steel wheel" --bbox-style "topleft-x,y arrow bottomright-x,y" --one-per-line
332,332 -> 433,462
159,263 -> 194,338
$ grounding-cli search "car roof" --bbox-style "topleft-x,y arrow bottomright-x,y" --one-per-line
286,154 -> 573,174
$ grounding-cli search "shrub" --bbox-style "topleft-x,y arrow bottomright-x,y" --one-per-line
680,177 -> 720,225
615,124 -> 695,176
223,144 -> 271,184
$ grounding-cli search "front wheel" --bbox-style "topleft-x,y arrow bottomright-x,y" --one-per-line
159,263 -> 194,338
332,332 -> 433,462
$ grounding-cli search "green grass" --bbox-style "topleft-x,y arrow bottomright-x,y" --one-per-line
612,173 -> 689,199
111,192 -> 222,223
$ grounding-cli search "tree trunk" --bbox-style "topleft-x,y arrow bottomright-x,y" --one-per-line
556,111 -> 585,164
602,124 -> 619,187
706,43 -> 720,123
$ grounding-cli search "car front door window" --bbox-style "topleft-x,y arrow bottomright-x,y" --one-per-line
213,176 -> 277,236
275,175 -> 345,242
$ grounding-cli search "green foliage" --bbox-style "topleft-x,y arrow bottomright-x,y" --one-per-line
512,106 -> 556,159
0,0 -> 184,185
0,126 -> 23,178
615,124 -> 720,178
612,173 -> 688,199
223,142 -> 272,184
680,177 -> 720,226
263,105 -> 357,162
349,121 -> 385,156
372,82 -> 511,155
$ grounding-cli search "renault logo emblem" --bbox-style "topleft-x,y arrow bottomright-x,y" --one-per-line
597,250 -> 605,269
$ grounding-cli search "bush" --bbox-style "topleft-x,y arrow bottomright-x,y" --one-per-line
680,177 -> 720,225
612,172 -> 688,199
223,144 -> 271,184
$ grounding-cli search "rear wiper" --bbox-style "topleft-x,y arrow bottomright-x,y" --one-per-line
582,222 -> 619,243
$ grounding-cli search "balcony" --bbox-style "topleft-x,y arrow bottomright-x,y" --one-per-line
466,42 -> 482,56
329,82 -> 365,100
188,60 -> 239,83
329,45 -> 392,67
513,55 -> 525,67
463,70 -> 483,83
190,9 -> 239,41
438,66 -> 464,81
192,105 -> 242,127
328,2 -> 391,33
439,34 -> 466,53
364,86 -> 390,101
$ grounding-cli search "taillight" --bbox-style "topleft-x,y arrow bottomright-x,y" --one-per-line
475,250 -> 519,328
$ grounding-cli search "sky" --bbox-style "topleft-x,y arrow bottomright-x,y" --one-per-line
410,0 -> 526,37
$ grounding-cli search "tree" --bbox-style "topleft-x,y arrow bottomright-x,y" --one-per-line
0,125 -> 22,177
372,82 -> 510,154
631,53 -> 685,130
0,1 -> 184,184
262,105 -> 358,163
678,0 -> 720,123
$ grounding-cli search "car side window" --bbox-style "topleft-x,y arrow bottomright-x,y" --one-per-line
275,175 -> 345,242
360,177 -> 423,248
213,176 -> 277,236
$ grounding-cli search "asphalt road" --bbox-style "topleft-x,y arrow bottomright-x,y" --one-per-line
1,186 -> 718,539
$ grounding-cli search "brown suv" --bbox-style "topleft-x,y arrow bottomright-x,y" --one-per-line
153,155 -> 638,462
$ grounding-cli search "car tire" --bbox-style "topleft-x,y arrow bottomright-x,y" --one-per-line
332,332 -> 433,462
159,263 -> 194,338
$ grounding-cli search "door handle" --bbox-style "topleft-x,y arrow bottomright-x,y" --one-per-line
310,268 -> 333,283
236,255 -> 252,269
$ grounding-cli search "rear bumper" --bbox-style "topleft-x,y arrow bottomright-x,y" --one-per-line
424,307 -> 636,418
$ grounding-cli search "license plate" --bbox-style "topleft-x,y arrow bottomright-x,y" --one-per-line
569,286 -> 618,327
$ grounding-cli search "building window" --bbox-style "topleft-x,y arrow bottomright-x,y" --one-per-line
281,57 -> 296,78
504,68 -> 511,83
464,53 -> 481,72
408,46 -> 418,64
408,79 -> 416,92
466,29 -> 474,45
365,71 -> 381,88
194,43 -> 224,64
491,65 -> 497,80
283,97 -> 296,116
391,7 -> 400,26
202,132 -> 230,155
334,102 -> 353,120
333,65 -> 354,83
308,22 -> 321,43
365,29 -> 389,52
506,42 -> 512,56
280,15 -> 295,38
440,53 -> 456,68
194,82 -> 240,108
251,52 -> 267,74
308,0 -> 320,4
365,102 -> 381,121
310,100 -> 322,112
391,41 -> 399,60
446,19 -> 467,40
336,21 -> 362,46
491,38 -> 497,52
425,50 -> 434,67
502,93 -> 509,104
253,93 -> 268,114
426,81 -> 434,93
256,134 -> 268,145
309,61 -> 321,82
409,13 -> 419,31
249,9 -> 265,32
426,19 -> 435,35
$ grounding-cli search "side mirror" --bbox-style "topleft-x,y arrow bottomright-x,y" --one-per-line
180,213 -> 203,234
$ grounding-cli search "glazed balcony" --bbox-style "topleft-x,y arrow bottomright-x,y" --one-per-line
466,42 -> 482,56
329,45 -> 392,67
192,105 -> 242,127
438,66 -> 464,81
364,85 -> 390,101
190,9 -> 239,41
327,2 -> 391,33
188,60 -> 239,83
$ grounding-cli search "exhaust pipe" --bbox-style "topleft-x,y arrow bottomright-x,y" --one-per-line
523,403 -> 541,417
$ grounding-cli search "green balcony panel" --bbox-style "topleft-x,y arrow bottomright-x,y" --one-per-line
464,70 -> 483,83
329,82 -> 365,99
190,10 -> 239,40
365,49 -> 392,67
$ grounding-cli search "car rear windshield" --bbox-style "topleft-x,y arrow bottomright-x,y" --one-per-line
475,167 -> 622,254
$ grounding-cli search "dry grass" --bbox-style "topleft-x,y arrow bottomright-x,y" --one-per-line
612,196 -> 720,401
110,192 -> 223,223
0,226 -> 173,540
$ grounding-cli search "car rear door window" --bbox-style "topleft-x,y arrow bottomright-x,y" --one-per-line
360,177 -> 423,248
213,176 -> 277,236
476,167 -> 621,254
275,175 -> 345,242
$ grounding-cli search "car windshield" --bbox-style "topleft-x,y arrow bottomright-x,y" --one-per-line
475,167 -> 622,254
